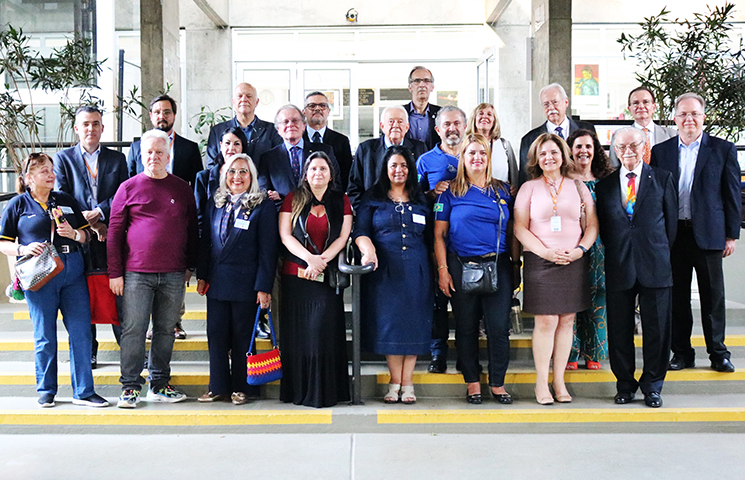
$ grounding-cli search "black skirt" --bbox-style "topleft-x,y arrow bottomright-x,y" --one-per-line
523,251 -> 590,315
279,274 -> 350,408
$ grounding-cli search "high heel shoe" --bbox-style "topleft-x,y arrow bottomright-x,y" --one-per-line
586,360 -> 601,370
535,388 -> 554,405
383,383 -> 400,403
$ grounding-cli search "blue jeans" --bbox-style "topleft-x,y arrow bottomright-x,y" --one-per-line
25,251 -> 95,399
119,271 -> 184,391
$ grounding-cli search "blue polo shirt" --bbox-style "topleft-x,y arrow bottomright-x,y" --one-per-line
434,184 -> 511,257
416,144 -> 459,191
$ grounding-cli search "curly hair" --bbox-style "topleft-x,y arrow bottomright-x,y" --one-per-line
566,129 -> 613,180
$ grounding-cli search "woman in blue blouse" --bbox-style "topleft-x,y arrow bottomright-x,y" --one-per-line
355,146 -> 433,404
434,134 -> 517,405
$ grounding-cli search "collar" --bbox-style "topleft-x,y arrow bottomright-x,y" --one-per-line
306,125 -> 327,139
619,161 -> 644,179
633,120 -> 655,130
234,116 -> 258,129
284,138 -> 304,152
679,132 -> 703,149
546,116 -> 570,134
78,143 -> 101,159
408,101 -> 429,115
384,137 -> 404,149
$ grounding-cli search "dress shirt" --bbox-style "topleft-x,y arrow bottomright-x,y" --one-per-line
166,132 -> 175,174
634,121 -> 657,145
618,161 -> 644,207
546,117 -> 570,139
677,134 -> 702,220
306,125 -> 327,141
407,102 -> 429,144
383,137 -> 403,149
79,143 -> 105,220
284,138 -> 305,170
233,116 -> 257,142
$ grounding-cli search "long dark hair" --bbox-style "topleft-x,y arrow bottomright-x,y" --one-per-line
216,127 -> 249,166
372,145 -> 424,204
290,151 -> 337,227
566,128 -> 612,180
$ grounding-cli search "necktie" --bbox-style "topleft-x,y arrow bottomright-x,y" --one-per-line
290,146 -> 302,183
219,202 -> 233,245
312,131 -> 322,143
555,126 -> 564,139
642,127 -> 651,164
625,172 -> 637,218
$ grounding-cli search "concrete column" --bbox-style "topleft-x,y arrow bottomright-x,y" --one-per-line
140,0 -> 181,131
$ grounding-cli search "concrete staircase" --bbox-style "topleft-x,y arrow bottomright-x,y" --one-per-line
1,286 -> 745,433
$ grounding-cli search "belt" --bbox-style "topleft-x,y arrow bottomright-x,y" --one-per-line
57,244 -> 80,254
678,219 -> 694,228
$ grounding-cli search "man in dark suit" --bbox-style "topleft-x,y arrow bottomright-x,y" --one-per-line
403,66 -> 441,151
54,106 -> 129,368
651,92 -> 741,374
519,83 -> 595,185
302,91 -> 354,188
206,82 -> 283,169
127,95 -> 203,187
348,105 -> 427,209
596,127 -> 678,408
258,105 -> 339,210
609,87 -> 676,168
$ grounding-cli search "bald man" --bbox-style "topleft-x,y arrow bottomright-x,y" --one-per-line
206,82 -> 282,169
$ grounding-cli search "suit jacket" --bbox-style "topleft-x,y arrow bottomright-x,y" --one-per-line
403,102 -> 441,151
194,165 -> 220,236
206,116 -> 283,169
258,142 -> 340,209
609,123 -> 676,168
651,133 -> 741,249
303,128 -> 353,189
53,144 -> 128,222
127,133 -> 203,186
348,137 -> 427,210
595,163 -> 678,291
518,118 -> 596,186
197,197 -> 279,301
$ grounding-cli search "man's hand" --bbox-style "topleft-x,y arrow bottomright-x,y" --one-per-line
83,210 -> 102,224
267,191 -> 281,201
723,238 -> 737,258
110,277 -> 124,296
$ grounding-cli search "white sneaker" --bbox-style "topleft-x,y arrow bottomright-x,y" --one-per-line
146,384 -> 187,403
117,389 -> 141,408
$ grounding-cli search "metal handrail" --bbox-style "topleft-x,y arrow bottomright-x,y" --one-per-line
338,252 -> 375,405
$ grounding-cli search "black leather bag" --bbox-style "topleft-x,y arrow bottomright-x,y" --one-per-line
461,257 -> 498,294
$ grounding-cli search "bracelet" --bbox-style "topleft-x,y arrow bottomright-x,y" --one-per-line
577,245 -> 588,254
17,245 -> 22,256
74,230 -> 81,243
438,265 -> 448,270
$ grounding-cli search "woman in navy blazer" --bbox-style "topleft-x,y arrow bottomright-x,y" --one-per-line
196,153 -> 279,405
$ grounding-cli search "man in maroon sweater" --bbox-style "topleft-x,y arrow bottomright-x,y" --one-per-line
108,129 -> 198,408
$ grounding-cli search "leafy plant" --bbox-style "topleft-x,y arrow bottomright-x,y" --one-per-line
618,3 -> 745,141
115,83 -> 173,133
189,105 -> 231,158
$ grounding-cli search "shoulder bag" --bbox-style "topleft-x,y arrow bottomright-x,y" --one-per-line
246,308 -> 283,386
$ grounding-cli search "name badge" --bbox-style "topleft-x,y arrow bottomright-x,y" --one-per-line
412,213 -> 426,225
550,216 -> 562,232
60,206 -> 74,215
234,218 -> 250,230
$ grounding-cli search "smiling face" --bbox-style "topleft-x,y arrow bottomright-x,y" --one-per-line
435,110 -> 466,147
463,141 -> 488,177
628,89 -> 657,126
571,135 -> 594,171
306,157 -> 331,190
276,108 -> 305,145
475,106 -> 495,137
303,94 -> 330,128
538,140 -> 563,175
149,100 -> 175,133
613,129 -> 644,172
387,154 -> 409,188
226,158 -> 251,195
74,111 -> 103,152
381,109 -> 409,145
674,97 -> 706,141
540,87 -> 569,125
220,132 -> 244,159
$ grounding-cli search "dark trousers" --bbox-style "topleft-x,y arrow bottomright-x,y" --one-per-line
447,253 -> 512,386
206,298 -> 260,396
429,289 -> 450,358
607,283 -> 671,395
671,224 -> 730,362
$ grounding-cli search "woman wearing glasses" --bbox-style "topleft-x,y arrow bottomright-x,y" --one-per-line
196,153 -> 278,405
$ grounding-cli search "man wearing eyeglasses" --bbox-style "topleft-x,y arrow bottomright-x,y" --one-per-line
403,66 -> 441,151
651,92 -> 741,374
302,92 -> 353,188
609,87 -> 676,169
518,83 -> 596,186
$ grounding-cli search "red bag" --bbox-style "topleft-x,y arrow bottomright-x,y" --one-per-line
86,271 -> 119,325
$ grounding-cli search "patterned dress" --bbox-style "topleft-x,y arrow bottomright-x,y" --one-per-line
569,179 -> 608,362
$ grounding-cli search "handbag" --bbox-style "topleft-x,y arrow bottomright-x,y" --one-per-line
86,271 -> 119,325
460,186 -> 503,294
14,241 -> 64,291
298,215 -> 350,293
246,308 -> 282,386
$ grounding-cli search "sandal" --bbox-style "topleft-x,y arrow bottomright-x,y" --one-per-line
566,361 -> 579,370
586,360 -> 601,370
400,385 -> 416,404
383,383 -> 401,403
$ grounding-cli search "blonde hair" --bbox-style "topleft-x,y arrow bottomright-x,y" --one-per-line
213,154 -> 265,211
526,133 -> 572,180
450,133 -> 504,197
465,103 -> 501,139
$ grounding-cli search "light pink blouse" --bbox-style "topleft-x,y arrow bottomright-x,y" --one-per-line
514,177 -> 594,251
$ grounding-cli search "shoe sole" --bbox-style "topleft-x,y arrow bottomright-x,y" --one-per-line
72,399 -> 109,408
39,402 -> 55,408
146,394 -> 187,403
117,400 -> 139,408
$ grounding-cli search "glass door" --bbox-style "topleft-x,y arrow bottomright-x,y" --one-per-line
298,65 -> 358,149
235,62 -> 296,123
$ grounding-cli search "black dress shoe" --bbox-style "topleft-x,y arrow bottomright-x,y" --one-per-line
491,391 -> 513,404
644,392 -> 662,408
428,356 -> 447,374
668,355 -> 695,371
91,354 -> 98,370
466,393 -> 482,405
711,358 -> 735,373
614,392 -> 635,404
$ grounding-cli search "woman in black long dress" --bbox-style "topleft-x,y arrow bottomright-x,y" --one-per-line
354,146 -> 433,404
278,152 -> 353,408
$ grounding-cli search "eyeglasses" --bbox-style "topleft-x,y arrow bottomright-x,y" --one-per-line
542,100 -> 562,109
410,78 -> 433,85
675,112 -> 704,119
614,141 -> 644,152
305,103 -> 329,110
227,168 -> 250,176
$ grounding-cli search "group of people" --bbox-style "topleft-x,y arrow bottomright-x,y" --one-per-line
1,65 -> 739,411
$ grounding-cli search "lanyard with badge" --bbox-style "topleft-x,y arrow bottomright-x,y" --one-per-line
543,176 -> 564,232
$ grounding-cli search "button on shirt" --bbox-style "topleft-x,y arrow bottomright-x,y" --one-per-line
678,134 -> 702,220
407,102 -> 429,144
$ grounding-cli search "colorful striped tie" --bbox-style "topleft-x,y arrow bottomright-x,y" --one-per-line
626,172 -> 636,218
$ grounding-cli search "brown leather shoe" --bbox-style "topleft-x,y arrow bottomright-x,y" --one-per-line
198,392 -> 227,402
231,392 -> 248,405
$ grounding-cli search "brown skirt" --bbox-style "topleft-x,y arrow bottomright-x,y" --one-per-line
522,251 -> 590,315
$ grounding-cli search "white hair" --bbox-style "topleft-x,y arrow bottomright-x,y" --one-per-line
539,83 -> 568,100
612,127 -> 646,149
381,105 -> 409,123
141,129 -> 169,147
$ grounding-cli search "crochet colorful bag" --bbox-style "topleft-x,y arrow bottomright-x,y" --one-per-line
246,308 -> 282,386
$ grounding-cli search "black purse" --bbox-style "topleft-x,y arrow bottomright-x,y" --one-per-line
459,186 -> 504,295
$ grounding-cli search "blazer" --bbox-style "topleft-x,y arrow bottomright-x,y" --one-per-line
258,142 -> 340,209
650,133 -> 741,249
303,127 -> 354,189
53,144 -> 128,222
194,165 -> 220,235
348,136 -> 427,210
595,163 -> 678,291
197,197 -> 279,302
608,123 -> 676,168
206,116 -> 283,169
518,118 -> 596,186
127,133 -> 203,186
403,102 -> 441,151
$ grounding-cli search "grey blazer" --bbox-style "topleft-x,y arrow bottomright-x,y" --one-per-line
609,123 -> 676,168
